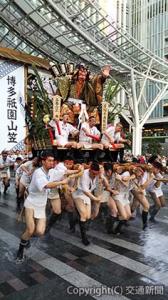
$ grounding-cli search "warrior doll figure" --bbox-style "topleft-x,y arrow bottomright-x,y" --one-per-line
51,63 -> 111,124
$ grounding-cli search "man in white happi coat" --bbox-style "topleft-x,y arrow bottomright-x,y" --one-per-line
79,116 -> 103,150
0,150 -> 14,194
49,113 -> 79,148
16,152 -> 68,262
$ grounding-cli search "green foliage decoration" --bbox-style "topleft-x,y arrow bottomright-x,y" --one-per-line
25,65 -> 52,144
104,79 -> 127,122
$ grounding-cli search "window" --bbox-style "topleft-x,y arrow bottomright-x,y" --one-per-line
163,103 -> 168,117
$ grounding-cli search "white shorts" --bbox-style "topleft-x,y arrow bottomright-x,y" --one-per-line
55,136 -> 68,147
48,188 -> 60,200
24,199 -> 46,219
154,189 -> 163,198
72,190 -> 91,205
101,190 -> 110,203
48,196 -> 60,201
0,170 -> 10,179
79,196 -> 91,205
20,175 -> 31,188
113,192 -> 130,206
58,141 -> 67,147
79,142 -> 92,149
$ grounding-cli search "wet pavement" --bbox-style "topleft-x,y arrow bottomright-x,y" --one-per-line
0,181 -> 168,299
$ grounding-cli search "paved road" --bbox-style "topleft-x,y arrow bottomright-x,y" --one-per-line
0,182 -> 168,299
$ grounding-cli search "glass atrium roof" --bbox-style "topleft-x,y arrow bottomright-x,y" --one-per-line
0,0 -> 168,82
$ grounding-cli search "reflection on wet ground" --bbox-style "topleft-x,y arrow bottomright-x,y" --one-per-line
0,182 -> 168,299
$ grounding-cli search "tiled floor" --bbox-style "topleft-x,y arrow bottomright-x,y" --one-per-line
0,183 -> 168,299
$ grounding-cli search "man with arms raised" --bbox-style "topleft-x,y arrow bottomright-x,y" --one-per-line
49,113 -> 79,148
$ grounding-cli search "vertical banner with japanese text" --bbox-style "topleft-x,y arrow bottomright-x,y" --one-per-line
101,101 -> 109,133
0,60 -> 25,151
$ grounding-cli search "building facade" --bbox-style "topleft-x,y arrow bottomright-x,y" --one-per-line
128,0 -> 168,141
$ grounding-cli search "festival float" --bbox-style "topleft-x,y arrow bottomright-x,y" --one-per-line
25,62 -> 125,162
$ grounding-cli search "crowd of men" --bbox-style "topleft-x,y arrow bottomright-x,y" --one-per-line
0,147 -> 167,264
49,114 -> 130,150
